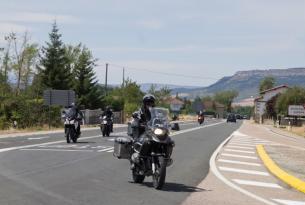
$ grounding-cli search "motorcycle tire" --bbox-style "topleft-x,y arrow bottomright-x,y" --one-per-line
132,169 -> 145,183
70,129 -> 77,143
106,126 -> 110,137
152,156 -> 167,190
66,129 -> 70,143
102,126 -> 106,137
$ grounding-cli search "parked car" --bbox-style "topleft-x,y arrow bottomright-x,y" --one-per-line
227,113 -> 237,123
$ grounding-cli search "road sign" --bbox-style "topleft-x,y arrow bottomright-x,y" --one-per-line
43,90 -> 75,107
288,105 -> 305,117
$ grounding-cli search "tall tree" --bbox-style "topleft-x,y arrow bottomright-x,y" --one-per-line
259,76 -> 275,93
214,90 -> 238,112
72,45 -> 102,109
39,22 -> 70,90
276,86 -> 305,115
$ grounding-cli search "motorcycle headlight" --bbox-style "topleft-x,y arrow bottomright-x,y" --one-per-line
154,128 -> 164,136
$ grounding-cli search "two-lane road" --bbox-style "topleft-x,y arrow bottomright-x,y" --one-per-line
0,119 -> 241,205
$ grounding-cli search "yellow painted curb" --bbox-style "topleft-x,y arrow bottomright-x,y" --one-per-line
256,145 -> 305,194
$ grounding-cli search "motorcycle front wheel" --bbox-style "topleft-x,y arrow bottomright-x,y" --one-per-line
70,128 -> 77,143
132,168 -> 145,183
152,156 -> 167,190
65,128 -> 70,143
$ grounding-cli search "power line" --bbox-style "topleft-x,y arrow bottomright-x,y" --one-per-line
102,63 -> 219,80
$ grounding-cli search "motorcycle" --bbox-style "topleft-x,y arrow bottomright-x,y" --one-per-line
62,109 -> 80,143
114,107 -> 175,190
198,115 -> 204,125
100,116 -> 113,137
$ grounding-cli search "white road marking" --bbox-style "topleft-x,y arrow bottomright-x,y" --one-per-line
106,148 -> 114,152
232,131 -> 248,137
210,130 -> 278,205
231,140 -> 271,144
219,167 -> 269,176
97,147 -> 114,152
0,121 -> 224,153
20,148 -> 94,152
226,145 -> 254,150
221,153 -> 258,159
272,199 -> 305,205
28,136 -> 50,140
218,159 -> 261,166
232,179 -> 282,189
224,149 -> 255,154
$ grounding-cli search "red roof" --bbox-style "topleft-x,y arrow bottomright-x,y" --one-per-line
165,98 -> 184,105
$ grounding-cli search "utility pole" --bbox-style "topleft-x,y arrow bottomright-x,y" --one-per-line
122,67 -> 125,87
105,63 -> 108,96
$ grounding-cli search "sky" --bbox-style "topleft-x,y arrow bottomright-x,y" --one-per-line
0,0 -> 305,87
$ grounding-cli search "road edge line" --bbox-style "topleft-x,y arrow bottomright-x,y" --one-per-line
209,125 -> 278,205
256,144 -> 305,194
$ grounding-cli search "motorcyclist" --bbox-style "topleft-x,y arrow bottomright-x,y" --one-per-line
101,106 -> 114,132
198,110 -> 204,122
132,94 -> 156,137
67,102 -> 83,135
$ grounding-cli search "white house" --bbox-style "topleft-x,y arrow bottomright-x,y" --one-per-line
254,85 -> 289,123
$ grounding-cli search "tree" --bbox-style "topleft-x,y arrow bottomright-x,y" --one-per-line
38,22 -> 70,90
276,86 -> 305,115
259,76 -> 275,93
265,94 -> 281,119
214,90 -> 238,112
72,45 -> 103,109
147,84 -> 171,106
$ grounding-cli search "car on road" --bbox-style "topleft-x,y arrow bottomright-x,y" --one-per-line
227,113 -> 237,123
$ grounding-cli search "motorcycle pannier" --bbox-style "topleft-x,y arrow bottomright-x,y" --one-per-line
114,137 -> 132,159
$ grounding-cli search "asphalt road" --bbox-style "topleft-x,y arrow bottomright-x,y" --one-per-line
0,119 -> 241,205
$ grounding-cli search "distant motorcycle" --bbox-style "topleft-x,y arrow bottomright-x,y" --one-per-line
114,107 -> 175,190
198,116 -> 204,125
62,110 -> 80,143
100,116 -> 113,137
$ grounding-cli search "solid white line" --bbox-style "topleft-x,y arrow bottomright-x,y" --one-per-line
97,147 -> 114,152
221,153 -> 258,159
106,149 -> 114,152
226,145 -> 254,150
218,159 -> 261,166
219,167 -> 269,176
210,127 -> 278,205
224,149 -> 255,154
20,148 -> 94,152
28,136 -> 50,140
233,179 -> 282,189
272,199 -> 305,205
0,121 -> 224,154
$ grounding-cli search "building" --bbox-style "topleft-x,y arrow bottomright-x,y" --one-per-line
165,98 -> 184,113
254,85 -> 289,123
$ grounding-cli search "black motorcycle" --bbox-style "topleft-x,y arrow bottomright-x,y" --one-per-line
114,107 -> 174,190
62,109 -> 80,143
100,116 -> 113,137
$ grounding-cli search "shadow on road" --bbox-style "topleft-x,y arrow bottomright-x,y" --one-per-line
76,141 -> 96,144
139,182 -> 209,193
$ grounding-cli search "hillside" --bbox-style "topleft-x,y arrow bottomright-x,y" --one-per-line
186,68 -> 305,100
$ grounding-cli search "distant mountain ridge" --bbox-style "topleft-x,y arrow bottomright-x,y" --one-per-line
186,67 -> 305,100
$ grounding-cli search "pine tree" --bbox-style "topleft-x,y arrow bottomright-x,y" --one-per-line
39,22 -> 70,90
73,46 -> 103,109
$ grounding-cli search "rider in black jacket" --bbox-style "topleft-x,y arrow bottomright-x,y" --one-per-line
102,106 -> 114,132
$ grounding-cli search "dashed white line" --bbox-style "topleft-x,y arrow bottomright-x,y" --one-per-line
224,149 -> 255,154
97,147 -> 114,152
219,166 -> 269,176
218,159 -> 261,166
232,179 -> 282,189
272,199 -> 305,205
221,153 -> 258,159
20,148 -> 93,152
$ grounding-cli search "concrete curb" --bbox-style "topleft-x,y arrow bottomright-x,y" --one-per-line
256,144 -> 305,194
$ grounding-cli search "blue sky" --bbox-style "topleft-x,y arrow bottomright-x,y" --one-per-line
1,0 -> 305,86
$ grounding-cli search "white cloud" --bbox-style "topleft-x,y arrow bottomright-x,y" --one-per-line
0,12 -> 80,24
0,22 -> 29,33
93,45 -> 197,53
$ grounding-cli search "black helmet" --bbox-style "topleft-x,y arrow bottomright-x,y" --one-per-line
106,106 -> 111,111
143,94 -> 156,107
